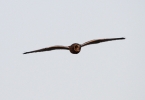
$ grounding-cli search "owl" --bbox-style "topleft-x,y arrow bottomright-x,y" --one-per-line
23,37 -> 125,54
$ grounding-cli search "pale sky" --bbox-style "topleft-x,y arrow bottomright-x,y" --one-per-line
0,0 -> 145,100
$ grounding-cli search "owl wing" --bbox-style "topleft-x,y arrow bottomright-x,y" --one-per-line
81,37 -> 125,47
23,45 -> 69,54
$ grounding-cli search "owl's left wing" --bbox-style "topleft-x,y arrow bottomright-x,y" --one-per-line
81,37 -> 125,47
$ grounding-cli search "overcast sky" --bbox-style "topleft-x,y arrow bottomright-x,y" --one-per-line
0,0 -> 145,100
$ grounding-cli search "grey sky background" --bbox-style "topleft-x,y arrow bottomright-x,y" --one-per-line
0,0 -> 145,100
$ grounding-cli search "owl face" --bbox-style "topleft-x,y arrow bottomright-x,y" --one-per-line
74,44 -> 81,52
69,43 -> 81,54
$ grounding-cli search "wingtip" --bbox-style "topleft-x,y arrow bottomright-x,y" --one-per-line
120,37 -> 126,39
23,52 -> 29,54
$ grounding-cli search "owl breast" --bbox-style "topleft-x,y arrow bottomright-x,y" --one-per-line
69,43 -> 81,54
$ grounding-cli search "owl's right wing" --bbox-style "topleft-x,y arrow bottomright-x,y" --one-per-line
23,45 -> 69,54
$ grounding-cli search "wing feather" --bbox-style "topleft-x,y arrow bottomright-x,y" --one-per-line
23,45 -> 69,54
81,37 -> 125,47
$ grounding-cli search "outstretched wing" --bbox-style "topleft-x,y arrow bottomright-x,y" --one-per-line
81,37 -> 125,47
23,45 -> 69,54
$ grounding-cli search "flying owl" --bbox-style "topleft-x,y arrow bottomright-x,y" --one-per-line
23,37 -> 125,54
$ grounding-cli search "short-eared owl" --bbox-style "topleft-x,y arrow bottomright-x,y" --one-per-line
23,37 -> 125,54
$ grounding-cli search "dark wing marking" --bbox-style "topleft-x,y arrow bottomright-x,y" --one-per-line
81,37 -> 125,47
23,45 -> 69,54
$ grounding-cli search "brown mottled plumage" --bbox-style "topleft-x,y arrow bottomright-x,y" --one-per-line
23,37 -> 125,54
